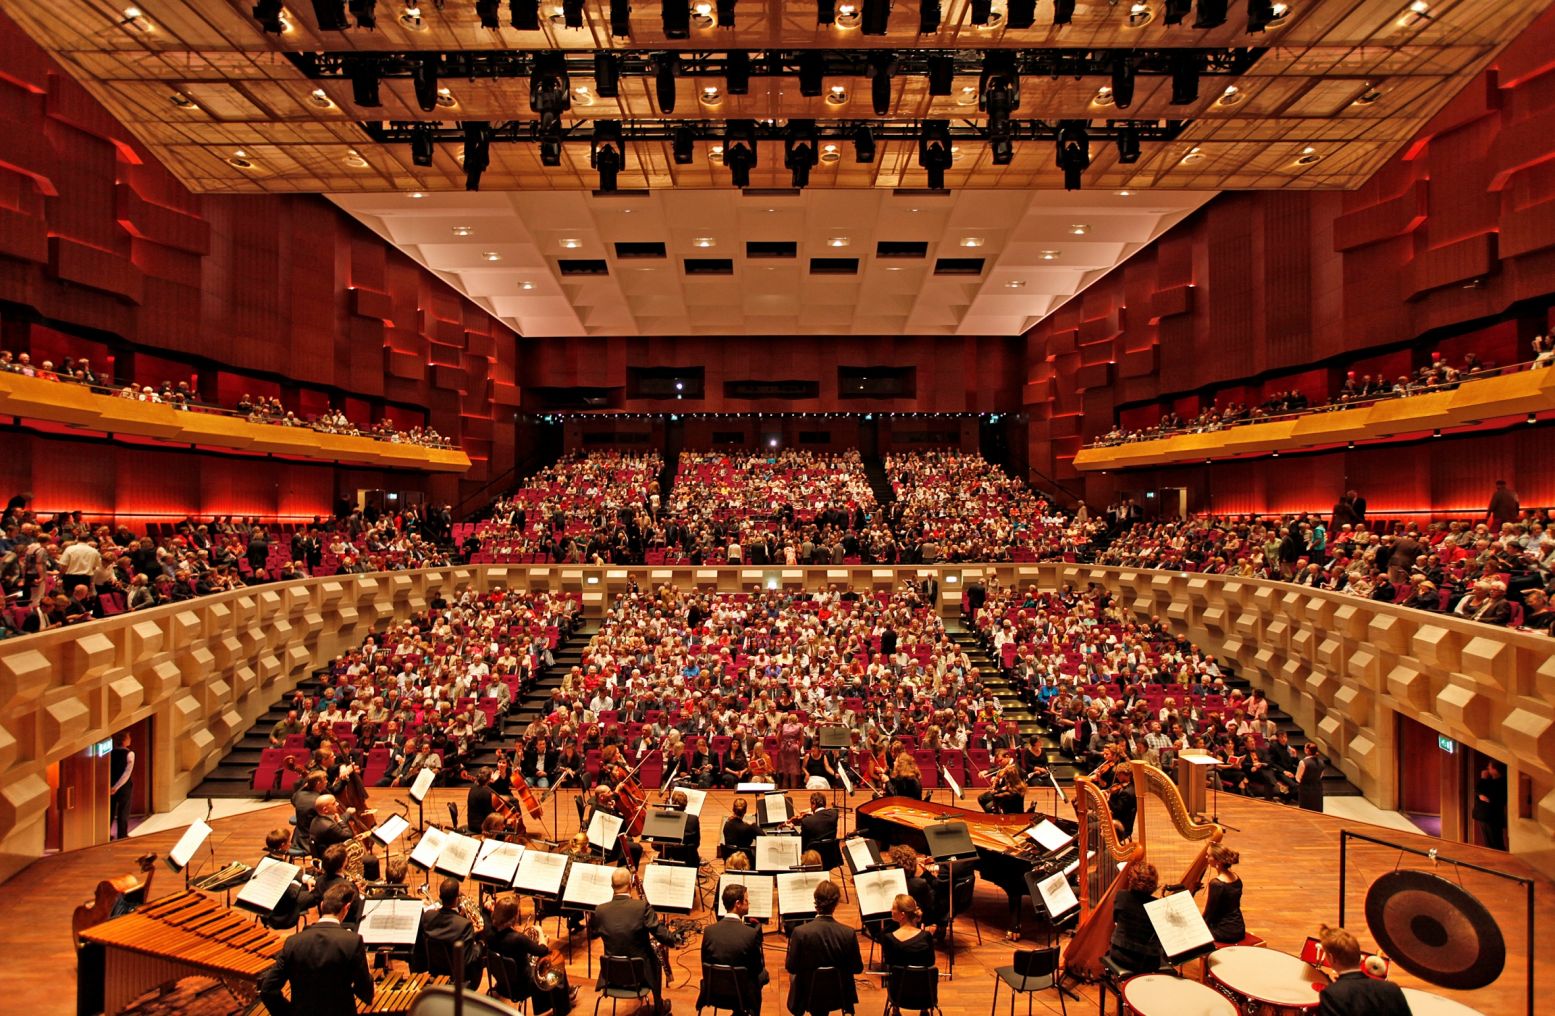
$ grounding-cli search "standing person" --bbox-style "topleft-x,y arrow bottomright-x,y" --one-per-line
698,883 -> 769,1016
591,867 -> 679,1016
1296,743 -> 1326,813
1487,480 -> 1521,527
784,881 -> 862,1016
257,883 -> 374,1016
109,732 -> 135,840
1314,924 -> 1410,1016
778,713 -> 805,790
1472,759 -> 1508,850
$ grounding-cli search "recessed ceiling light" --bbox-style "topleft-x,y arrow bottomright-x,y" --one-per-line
692,1 -> 715,26
826,85 -> 849,105
343,149 -> 368,168
701,85 -> 722,103
827,237 -> 850,247
1353,86 -> 1383,105
519,281 -> 536,290
227,150 -> 255,170
1181,146 -> 1204,164
1294,152 -> 1322,166
709,144 -> 725,159
960,237 -> 985,248
1092,86 -> 1116,108
956,86 -> 978,108
1216,85 -> 1244,107
1127,2 -> 1154,26
1040,250 -> 1060,260
548,6 -> 568,24
573,85 -> 594,106
1118,190 -> 1133,197
1005,280 -> 1026,288
1069,224 -> 1090,236
692,237 -> 716,248
1302,145 -> 1317,154
408,191 -> 426,199
452,225 -> 474,237
482,251 -> 502,262
435,87 -> 457,108
820,143 -> 841,164
836,3 -> 861,27
122,5 -> 142,16
559,238 -> 583,248
400,5 -> 428,30
169,93 -> 197,110
308,88 -> 335,109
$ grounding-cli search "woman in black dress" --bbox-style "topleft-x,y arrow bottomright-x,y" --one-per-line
887,754 -> 923,801
485,897 -> 576,1016
881,894 -> 937,969
1106,861 -> 1165,974
1200,843 -> 1246,945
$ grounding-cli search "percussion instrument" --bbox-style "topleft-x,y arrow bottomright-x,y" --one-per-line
408,985 -> 526,1016
1205,946 -> 1330,1015
1122,973 -> 1238,1016
1398,987 -> 1488,1016
78,889 -> 282,1015
71,852 -> 158,950
239,972 -> 453,1015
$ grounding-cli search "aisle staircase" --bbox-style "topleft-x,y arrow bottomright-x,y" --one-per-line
861,454 -> 895,508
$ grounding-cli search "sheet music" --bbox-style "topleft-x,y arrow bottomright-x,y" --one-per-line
761,792 -> 789,823
1034,871 -> 1079,919
677,786 -> 707,817
409,767 -> 437,803
1025,819 -> 1075,854
373,813 -> 411,847
837,766 -> 853,794
562,861 -> 617,909
755,834 -> 801,872
410,826 -> 449,870
168,820 -> 213,871
716,873 -> 775,920
853,867 -> 908,919
236,856 -> 299,912
776,871 -> 827,916
434,831 -> 480,879
941,767 -> 963,800
514,850 -> 569,896
844,838 -> 877,874
642,863 -> 698,912
472,839 -> 525,884
736,782 -> 776,793
587,810 -> 624,851
1144,889 -> 1215,960
359,898 -> 423,946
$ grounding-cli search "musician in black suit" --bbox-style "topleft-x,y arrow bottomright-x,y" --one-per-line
1314,925 -> 1411,1016
312,843 -> 364,928
797,792 -> 838,854
412,877 -> 485,988
662,789 -> 703,866
698,883 -> 768,1016
308,795 -> 355,858
590,867 -> 679,1015
290,770 -> 327,853
723,797 -> 759,864
258,883 -> 374,1016
467,767 -> 500,832
783,881 -> 862,1016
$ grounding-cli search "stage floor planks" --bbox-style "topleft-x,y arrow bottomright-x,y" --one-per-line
5,790 -> 1548,1016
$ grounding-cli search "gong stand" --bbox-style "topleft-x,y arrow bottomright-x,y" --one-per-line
1338,829 -> 1534,1016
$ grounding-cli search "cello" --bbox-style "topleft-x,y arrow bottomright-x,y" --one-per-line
71,852 -> 157,950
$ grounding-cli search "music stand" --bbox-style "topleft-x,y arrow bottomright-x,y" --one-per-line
560,860 -> 616,978
923,821 -> 977,980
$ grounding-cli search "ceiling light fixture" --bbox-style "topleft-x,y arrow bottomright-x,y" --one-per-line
1069,224 -> 1090,236
343,149 -> 368,167
559,237 -> 583,248
701,85 -> 722,104
591,119 -> 625,192
784,120 -> 819,188
227,150 -> 255,169
691,1 -> 715,27
1040,250 -> 1059,260
452,226 -> 475,236
827,84 -> 850,105
919,119 -> 953,191
400,5 -> 428,30
836,3 -> 862,27
961,237 -> 985,248
693,237 -> 716,247
1181,146 -> 1204,164
919,0 -> 941,31
1055,120 -> 1089,191
435,86 -> 457,109
828,237 -> 850,247
1093,85 -> 1116,108
170,92 -> 197,110
820,143 -> 841,164
408,191 -> 426,199
724,120 -> 758,186
483,251 -> 502,262
1127,2 -> 1154,26
309,88 -> 335,109
1217,84 -> 1244,107
461,121 -> 490,190
1005,280 -> 1026,288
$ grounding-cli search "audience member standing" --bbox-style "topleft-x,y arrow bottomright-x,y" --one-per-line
1488,479 -> 1521,526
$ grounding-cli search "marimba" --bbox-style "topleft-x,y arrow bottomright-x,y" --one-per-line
239,971 -> 453,1015
78,890 -> 281,1014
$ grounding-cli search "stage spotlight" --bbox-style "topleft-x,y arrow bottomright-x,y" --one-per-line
1170,55 -> 1199,104
1053,0 -> 1075,22
1111,57 -> 1135,110
663,0 -> 689,37
1115,125 -> 1140,163
979,52 -> 1019,132
462,121 -> 491,191
1006,0 -> 1036,27
347,58 -> 381,107
919,0 -> 941,32
412,55 -> 439,113
799,52 -> 824,97
655,54 -> 679,112
1195,0 -> 1228,27
349,0 -> 377,28
817,0 -> 835,24
507,0 -> 538,30
717,0 -> 736,26
1163,0 -> 1190,23
853,124 -> 876,163
969,0 -> 992,23
591,121 -> 625,192
869,52 -> 895,115
1055,119 -> 1089,191
673,126 -> 695,163
312,0 -> 349,30
784,120 -> 819,188
539,130 -> 563,166
530,53 -> 571,129
990,134 -> 1014,164
927,56 -> 954,95
410,124 -> 435,167
252,0 -> 285,33
726,50 -> 751,94
918,119 -> 952,190
609,0 -> 630,34
562,0 -> 583,27
594,53 -> 620,97
723,120 -> 758,188
862,0 -> 889,33
1246,0 -> 1274,30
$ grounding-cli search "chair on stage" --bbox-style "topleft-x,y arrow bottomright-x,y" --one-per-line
697,962 -> 759,1016
594,955 -> 654,1016
884,966 -> 940,1016
797,965 -> 852,1016
989,947 -> 1066,1016
811,838 -> 848,902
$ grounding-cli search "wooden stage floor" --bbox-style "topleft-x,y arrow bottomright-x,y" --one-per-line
5,790 -> 1547,1016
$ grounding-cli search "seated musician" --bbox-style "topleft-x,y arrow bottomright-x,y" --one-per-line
722,798 -> 759,864
374,856 -> 413,897
1200,844 -> 1246,946
797,792 -> 838,854
721,735 -> 752,789
697,882 -> 769,1016
553,742 -> 585,789
290,770 -> 327,852
1314,924 -> 1410,1016
523,736 -> 559,789
584,784 -> 643,869
258,883 -> 374,1016
802,744 -> 838,790
688,737 -> 720,789
881,894 -> 936,970
888,845 -> 940,939
308,795 -> 354,858
260,828 -> 317,930
663,789 -> 703,866
1105,862 -> 1167,975
486,897 -> 578,1016
467,767 -> 501,833
783,881 -> 862,1016
590,867 -> 679,1016
412,877 -> 486,988
977,756 -> 1027,815
314,843 -> 364,928
886,754 -> 924,801
1017,736 -> 1049,781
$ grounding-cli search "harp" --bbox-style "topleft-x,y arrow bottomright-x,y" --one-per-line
1060,761 -> 1222,980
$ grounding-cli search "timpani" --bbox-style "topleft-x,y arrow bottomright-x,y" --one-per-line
1121,973 -> 1238,1016
1400,987 -> 1488,1016
1205,946 -> 1331,1015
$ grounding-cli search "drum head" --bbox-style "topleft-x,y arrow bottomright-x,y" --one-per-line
409,985 -> 526,1016
1364,870 -> 1505,990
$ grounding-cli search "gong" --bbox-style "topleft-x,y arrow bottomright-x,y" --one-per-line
1364,869 -> 1505,990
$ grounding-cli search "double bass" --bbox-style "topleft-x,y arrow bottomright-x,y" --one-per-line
71,852 -> 157,950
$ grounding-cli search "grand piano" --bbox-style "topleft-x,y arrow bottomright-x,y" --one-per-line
856,796 -> 1078,936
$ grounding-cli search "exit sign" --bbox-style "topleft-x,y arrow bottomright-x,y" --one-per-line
1438,735 -> 1457,754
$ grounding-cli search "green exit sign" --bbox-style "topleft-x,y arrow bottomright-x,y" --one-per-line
1438,735 -> 1457,754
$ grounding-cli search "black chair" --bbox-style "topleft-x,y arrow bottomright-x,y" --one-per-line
595,954 -> 654,1016
698,962 -> 758,1016
990,947 -> 1065,1016
884,965 -> 940,1016
799,965 -> 853,1016
488,953 -> 530,1014
811,839 -> 849,902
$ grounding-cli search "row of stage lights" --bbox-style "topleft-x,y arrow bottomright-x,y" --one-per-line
527,411 -> 1026,422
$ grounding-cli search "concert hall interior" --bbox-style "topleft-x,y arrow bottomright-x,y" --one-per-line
1,2 -> 1554,1016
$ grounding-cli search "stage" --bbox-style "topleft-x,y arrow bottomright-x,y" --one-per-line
8,789 -> 1547,1016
